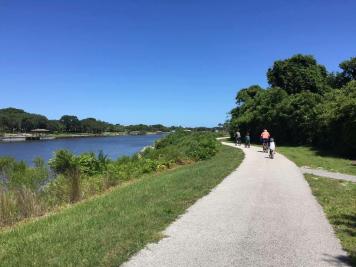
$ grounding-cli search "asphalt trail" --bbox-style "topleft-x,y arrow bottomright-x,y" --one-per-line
123,143 -> 350,266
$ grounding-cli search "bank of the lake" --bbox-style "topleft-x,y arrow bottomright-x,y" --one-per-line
0,145 -> 243,267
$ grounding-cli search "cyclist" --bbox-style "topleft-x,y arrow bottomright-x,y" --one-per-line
260,129 -> 270,152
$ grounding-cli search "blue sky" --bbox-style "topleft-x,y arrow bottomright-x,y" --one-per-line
1,0 -> 355,127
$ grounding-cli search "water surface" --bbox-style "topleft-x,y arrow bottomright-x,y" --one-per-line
0,134 -> 163,164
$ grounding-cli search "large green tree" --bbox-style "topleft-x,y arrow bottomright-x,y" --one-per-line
276,92 -> 323,144
340,57 -> 356,81
59,115 -> 81,132
230,55 -> 356,156
80,118 -> 109,133
0,108 -> 49,132
316,80 -> 356,156
328,57 -> 356,88
236,85 -> 264,105
267,54 -> 328,94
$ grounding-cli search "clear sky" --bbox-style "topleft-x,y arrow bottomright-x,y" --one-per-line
1,0 -> 355,127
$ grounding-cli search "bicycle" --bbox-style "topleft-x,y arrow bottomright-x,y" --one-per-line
262,140 -> 269,153
269,148 -> 275,159
235,137 -> 241,146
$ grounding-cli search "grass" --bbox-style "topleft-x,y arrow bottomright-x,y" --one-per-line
278,146 -> 356,176
0,145 -> 243,267
305,174 -> 356,265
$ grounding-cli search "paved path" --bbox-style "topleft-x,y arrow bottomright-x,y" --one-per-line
301,166 -> 356,183
123,143 -> 350,267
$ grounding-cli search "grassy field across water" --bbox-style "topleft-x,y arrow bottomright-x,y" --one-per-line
0,145 -> 243,267
305,174 -> 356,265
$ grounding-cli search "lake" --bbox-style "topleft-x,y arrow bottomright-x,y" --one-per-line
0,134 -> 164,165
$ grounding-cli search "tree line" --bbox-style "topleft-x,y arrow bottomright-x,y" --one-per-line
0,108 -> 175,134
229,54 -> 356,157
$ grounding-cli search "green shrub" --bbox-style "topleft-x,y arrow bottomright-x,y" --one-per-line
78,152 -> 100,176
77,151 -> 110,176
150,131 -> 220,161
49,150 -> 81,203
0,156 -> 49,191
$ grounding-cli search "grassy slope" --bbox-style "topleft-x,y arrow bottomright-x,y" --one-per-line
0,145 -> 243,267
278,146 -> 356,176
305,174 -> 356,265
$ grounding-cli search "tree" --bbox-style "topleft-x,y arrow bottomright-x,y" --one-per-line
339,57 -> 356,81
276,92 -> 323,144
316,80 -> 356,156
229,55 -> 356,156
47,120 -> 65,132
0,108 -> 49,132
236,85 -> 263,105
59,115 -> 81,132
328,57 -> 356,88
230,87 -> 288,141
267,54 -> 328,94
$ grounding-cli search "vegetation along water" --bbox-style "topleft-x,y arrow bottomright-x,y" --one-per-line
0,131 -> 221,228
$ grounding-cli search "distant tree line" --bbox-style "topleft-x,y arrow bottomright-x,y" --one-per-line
0,108 -> 176,134
229,55 -> 356,157
0,108 -> 219,134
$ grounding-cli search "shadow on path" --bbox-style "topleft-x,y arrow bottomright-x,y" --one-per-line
322,254 -> 353,266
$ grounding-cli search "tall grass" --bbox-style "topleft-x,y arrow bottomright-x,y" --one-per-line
0,187 -> 45,227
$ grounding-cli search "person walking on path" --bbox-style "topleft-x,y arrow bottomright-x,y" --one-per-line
245,132 -> 250,148
235,130 -> 241,146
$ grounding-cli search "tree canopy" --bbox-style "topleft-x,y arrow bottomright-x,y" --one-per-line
267,54 -> 328,94
230,54 -> 356,157
0,108 -> 199,134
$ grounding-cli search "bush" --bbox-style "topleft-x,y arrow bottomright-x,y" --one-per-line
152,131 -> 220,161
0,157 -> 49,191
49,150 -> 81,203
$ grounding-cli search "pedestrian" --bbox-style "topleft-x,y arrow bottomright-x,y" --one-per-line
235,130 -> 241,146
245,132 -> 250,148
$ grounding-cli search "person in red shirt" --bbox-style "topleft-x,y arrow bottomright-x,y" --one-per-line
260,129 -> 270,152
